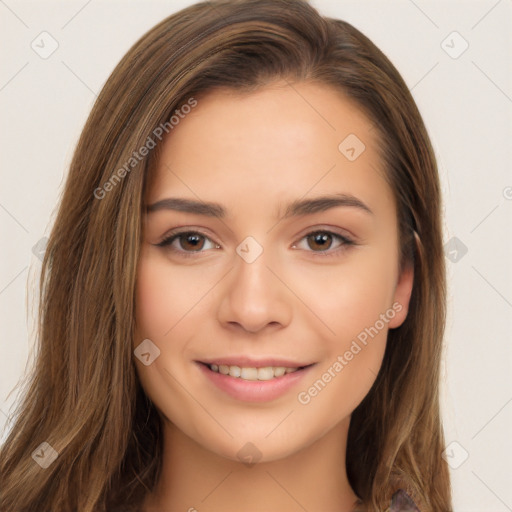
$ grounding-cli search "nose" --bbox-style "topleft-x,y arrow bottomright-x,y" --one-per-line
216,245 -> 293,334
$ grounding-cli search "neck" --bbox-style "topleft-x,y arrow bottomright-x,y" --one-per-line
143,416 -> 361,512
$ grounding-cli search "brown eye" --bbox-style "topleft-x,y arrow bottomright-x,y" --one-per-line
177,233 -> 206,251
292,229 -> 355,257
156,230 -> 220,256
306,232 -> 334,251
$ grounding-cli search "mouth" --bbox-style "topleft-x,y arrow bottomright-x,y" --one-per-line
202,362 -> 311,381
196,359 -> 316,402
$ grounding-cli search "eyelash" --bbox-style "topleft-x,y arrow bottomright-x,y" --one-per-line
155,228 -> 355,259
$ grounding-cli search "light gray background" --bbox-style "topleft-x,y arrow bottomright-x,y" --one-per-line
1,1 -> 511,510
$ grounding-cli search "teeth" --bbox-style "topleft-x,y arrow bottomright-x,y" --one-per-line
229,365 -> 241,378
208,364 -> 300,380
257,367 -> 274,381
274,367 -> 286,377
241,367 -> 258,380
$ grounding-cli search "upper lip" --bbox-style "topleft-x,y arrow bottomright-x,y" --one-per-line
198,357 -> 315,369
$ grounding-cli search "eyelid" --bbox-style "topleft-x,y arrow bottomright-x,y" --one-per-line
156,226 -> 217,244
292,224 -> 355,244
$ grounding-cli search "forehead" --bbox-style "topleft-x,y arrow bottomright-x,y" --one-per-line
146,80 -> 393,220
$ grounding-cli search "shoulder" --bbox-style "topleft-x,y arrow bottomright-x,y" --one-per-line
388,488 -> 421,512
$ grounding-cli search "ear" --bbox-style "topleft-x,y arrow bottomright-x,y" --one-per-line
387,257 -> 415,329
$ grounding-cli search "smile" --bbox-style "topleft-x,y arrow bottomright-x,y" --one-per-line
197,361 -> 316,402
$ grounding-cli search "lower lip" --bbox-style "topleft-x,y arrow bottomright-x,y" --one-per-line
197,362 -> 315,402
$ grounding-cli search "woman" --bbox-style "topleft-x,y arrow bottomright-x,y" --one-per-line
0,0 -> 451,510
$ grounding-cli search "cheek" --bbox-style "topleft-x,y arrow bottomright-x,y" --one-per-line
134,250 -> 207,340
295,276 -> 391,422
291,250 -> 395,413
133,253 -> 204,431
291,249 -> 397,340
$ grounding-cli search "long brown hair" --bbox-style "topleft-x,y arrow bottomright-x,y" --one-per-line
0,1 -> 451,510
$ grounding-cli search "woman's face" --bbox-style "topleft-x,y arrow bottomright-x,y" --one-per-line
134,80 -> 413,462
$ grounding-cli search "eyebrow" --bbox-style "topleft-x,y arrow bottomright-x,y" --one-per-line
145,193 -> 374,218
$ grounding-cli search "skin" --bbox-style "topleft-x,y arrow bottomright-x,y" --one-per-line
135,79 -> 414,512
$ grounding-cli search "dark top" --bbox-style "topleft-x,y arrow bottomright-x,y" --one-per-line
389,489 -> 421,511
